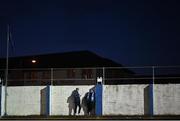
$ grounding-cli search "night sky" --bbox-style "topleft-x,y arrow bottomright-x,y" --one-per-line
0,0 -> 180,67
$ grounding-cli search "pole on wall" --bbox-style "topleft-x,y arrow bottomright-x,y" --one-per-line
149,66 -> 155,116
102,67 -> 105,85
0,81 -> 2,116
46,85 -> 50,116
51,68 -> 53,85
95,68 -> 103,116
95,84 -> 102,116
4,24 -> 10,116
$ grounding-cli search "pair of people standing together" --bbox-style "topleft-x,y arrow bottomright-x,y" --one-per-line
72,88 -> 95,115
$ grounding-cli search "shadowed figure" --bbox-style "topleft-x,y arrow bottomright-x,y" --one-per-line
86,89 -> 95,115
81,92 -> 89,115
67,88 -> 81,115
67,94 -> 75,115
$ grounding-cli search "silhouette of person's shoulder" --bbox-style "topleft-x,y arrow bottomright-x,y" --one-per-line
84,92 -> 88,97
72,90 -> 76,96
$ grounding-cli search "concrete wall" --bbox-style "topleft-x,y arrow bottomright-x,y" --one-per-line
103,85 -> 147,115
2,84 -> 180,116
6,86 -> 45,116
154,84 -> 180,115
51,85 -> 94,115
5,85 -> 94,116
0,86 -> 5,116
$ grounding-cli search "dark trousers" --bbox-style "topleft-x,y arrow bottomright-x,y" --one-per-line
74,102 -> 81,115
87,101 -> 95,115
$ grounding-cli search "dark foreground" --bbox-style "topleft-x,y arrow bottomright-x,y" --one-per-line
0,115 -> 180,120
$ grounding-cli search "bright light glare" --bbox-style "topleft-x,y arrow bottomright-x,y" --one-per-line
32,60 -> 36,63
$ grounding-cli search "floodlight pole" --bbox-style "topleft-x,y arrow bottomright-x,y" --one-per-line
4,24 -> 10,116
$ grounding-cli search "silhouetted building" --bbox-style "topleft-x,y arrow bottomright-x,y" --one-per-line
0,51 -> 134,86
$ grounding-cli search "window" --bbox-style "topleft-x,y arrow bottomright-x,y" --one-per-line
67,69 -> 75,78
24,71 -> 37,79
82,69 -> 92,79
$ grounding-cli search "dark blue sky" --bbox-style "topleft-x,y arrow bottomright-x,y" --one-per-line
0,0 -> 180,67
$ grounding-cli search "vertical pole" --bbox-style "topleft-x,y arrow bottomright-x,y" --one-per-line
51,68 -> 53,85
46,85 -> 50,116
95,84 -> 102,116
149,66 -> 154,116
49,68 -> 53,116
0,82 -> 2,116
152,66 -> 155,86
102,67 -> 105,85
4,25 -> 10,116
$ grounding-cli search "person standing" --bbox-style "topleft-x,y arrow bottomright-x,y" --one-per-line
86,89 -> 95,115
72,88 -> 81,115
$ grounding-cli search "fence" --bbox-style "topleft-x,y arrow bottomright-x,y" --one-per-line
0,66 -> 180,116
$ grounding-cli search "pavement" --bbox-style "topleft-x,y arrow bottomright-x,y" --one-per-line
1,115 -> 180,120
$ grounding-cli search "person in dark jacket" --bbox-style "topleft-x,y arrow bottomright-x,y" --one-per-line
72,88 -> 81,115
86,89 -> 95,115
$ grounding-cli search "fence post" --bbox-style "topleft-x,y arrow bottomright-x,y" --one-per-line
149,66 -> 155,116
51,68 -> 53,85
0,82 -> 1,117
46,85 -> 51,116
95,84 -> 103,116
0,83 -> 4,117
103,67 -> 105,85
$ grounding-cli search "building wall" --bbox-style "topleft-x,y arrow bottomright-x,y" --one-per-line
154,84 -> 180,115
53,70 -> 67,79
2,84 -> 180,116
52,69 -> 97,79
103,85 -> 147,115
5,85 -> 94,116
51,85 -> 94,115
6,86 -> 45,116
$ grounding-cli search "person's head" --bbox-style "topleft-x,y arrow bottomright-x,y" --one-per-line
76,88 -> 79,91
90,89 -> 93,93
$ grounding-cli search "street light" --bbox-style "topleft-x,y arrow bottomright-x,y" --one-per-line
32,59 -> 36,64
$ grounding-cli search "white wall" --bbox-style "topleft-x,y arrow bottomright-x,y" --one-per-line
0,86 -> 5,116
103,85 -> 147,115
6,86 -> 45,116
154,84 -> 180,115
3,84 -> 180,116
51,85 -> 94,115
5,85 -> 94,116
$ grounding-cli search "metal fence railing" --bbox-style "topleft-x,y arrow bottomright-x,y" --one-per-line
0,66 -> 180,86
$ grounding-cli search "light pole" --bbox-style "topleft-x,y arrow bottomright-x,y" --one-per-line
4,24 -> 10,116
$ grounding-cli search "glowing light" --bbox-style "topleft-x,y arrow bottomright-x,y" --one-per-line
32,60 -> 36,64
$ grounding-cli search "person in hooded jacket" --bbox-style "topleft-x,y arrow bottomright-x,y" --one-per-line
72,88 -> 81,115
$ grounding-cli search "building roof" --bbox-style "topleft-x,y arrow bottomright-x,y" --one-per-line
0,50 -> 123,69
